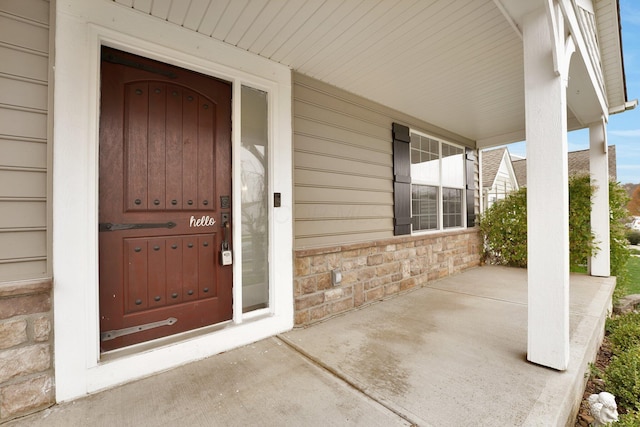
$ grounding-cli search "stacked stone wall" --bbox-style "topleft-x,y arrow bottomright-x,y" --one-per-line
0,279 -> 54,422
294,229 -> 481,326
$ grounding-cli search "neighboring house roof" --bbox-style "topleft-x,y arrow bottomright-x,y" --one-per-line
568,145 -> 617,181
482,148 -> 509,189
512,157 -> 527,188
511,145 -> 617,187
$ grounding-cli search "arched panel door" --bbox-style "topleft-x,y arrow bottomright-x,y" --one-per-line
99,47 -> 232,351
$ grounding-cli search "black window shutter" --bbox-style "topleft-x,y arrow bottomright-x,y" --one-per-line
392,123 -> 411,235
465,148 -> 476,227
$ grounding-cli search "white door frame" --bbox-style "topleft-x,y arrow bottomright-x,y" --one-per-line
53,0 -> 293,401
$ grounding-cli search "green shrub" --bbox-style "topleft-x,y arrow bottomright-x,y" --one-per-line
479,175 -> 598,270
610,181 -> 632,301
568,175 -> 598,267
627,230 -> 640,245
604,345 -> 640,411
617,410 -> 640,427
607,312 -> 640,354
606,312 -> 640,337
478,188 -> 528,267
609,321 -> 640,355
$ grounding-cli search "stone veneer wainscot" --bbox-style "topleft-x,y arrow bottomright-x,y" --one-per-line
294,228 -> 481,326
0,279 -> 54,421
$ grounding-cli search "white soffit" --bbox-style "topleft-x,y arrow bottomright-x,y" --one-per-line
112,0 -> 624,146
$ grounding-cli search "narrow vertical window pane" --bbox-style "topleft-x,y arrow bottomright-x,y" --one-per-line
241,86 -> 269,312
443,187 -> 463,228
411,184 -> 438,231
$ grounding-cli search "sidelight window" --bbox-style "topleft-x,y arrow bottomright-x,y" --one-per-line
240,86 -> 269,312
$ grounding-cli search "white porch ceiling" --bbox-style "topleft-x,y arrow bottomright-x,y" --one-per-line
114,0 -> 625,148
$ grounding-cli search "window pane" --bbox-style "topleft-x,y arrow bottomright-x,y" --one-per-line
241,86 -> 269,312
411,184 -> 438,231
441,143 -> 464,188
410,133 -> 439,183
442,187 -> 462,228
409,131 -> 466,233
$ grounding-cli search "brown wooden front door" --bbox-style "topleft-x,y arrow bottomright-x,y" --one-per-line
98,47 -> 232,352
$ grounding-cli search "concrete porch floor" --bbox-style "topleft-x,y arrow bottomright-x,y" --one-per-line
6,266 -> 615,427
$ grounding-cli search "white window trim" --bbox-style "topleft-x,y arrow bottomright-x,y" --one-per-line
409,129 -> 467,234
53,0 -> 292,402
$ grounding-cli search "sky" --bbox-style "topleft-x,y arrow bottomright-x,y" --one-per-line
506,0 -> 640,184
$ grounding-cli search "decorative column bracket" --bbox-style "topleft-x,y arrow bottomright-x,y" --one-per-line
545,0 -> 576,85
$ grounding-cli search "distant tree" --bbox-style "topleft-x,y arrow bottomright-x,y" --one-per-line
628,186 -> 640,216
623,183 -> 637,196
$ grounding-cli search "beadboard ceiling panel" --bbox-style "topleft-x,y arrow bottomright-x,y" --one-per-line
182,0 -> 211,31
166,0 -> 191,25
150,0 -> 171,17
132,0 -> 152,13
113,0 -> 626,146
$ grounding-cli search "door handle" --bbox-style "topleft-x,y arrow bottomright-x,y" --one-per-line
220,215 -> 232,265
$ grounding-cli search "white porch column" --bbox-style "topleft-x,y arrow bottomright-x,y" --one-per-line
523,6 -> 570,370
589,119 -> 611,277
